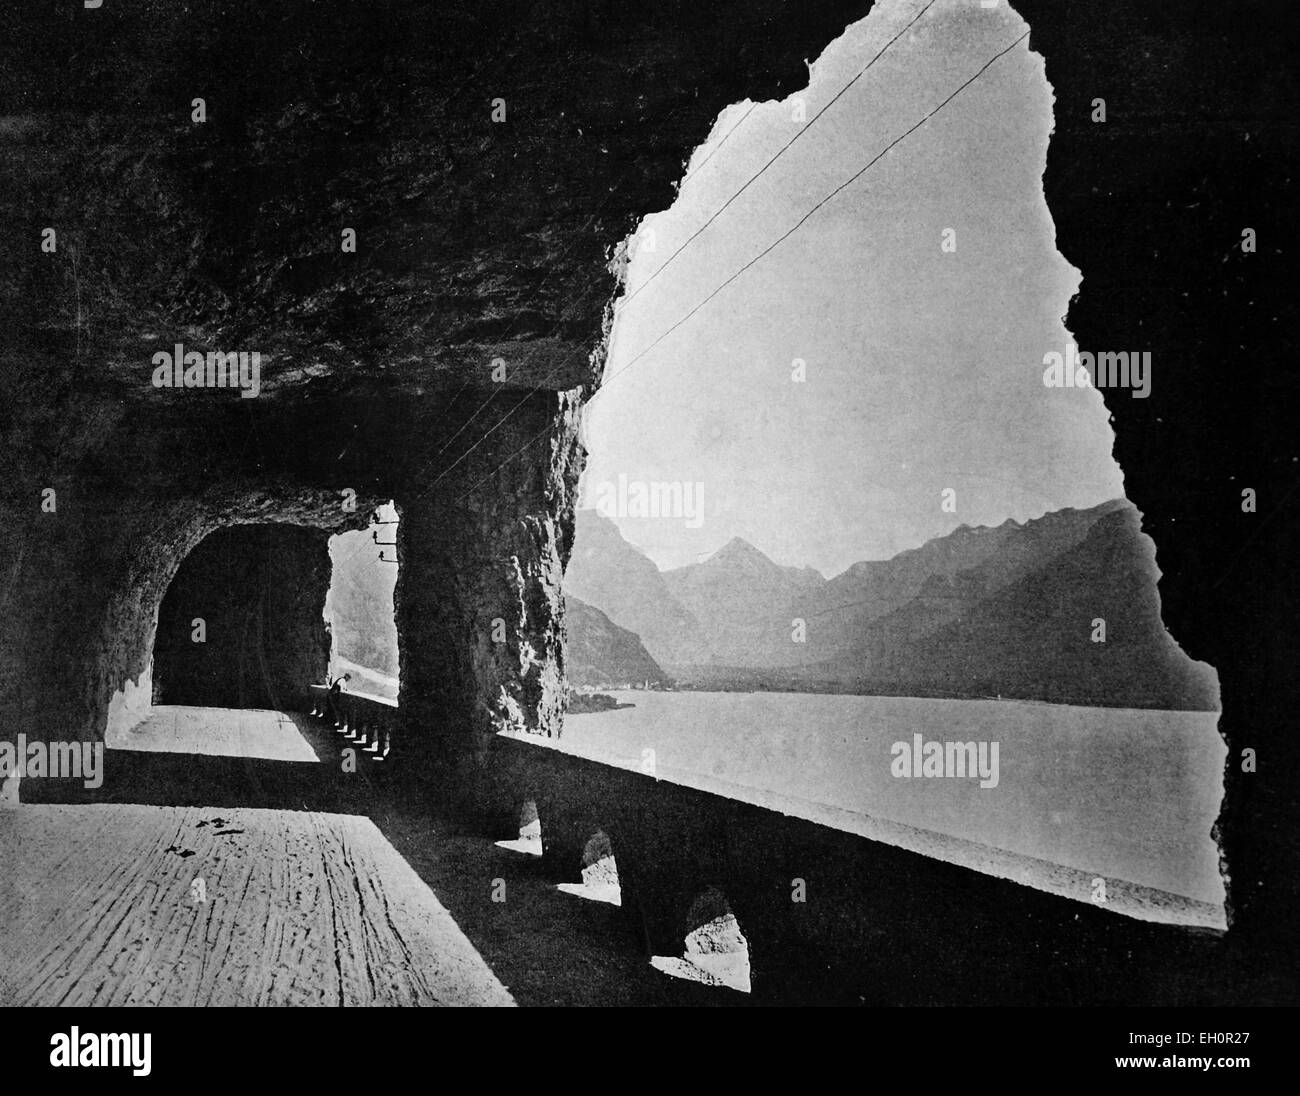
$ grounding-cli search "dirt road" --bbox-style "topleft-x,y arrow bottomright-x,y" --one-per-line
0,801 -> 514,1006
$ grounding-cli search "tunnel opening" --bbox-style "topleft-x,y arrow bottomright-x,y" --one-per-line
151,523 -> 332,712
325,502 -> 401,705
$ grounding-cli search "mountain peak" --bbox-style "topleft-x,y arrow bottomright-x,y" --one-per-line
703,536 -> 785,573
713,535 -> 764,559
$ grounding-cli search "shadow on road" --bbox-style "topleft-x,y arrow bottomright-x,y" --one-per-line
16,709 -> 742,1006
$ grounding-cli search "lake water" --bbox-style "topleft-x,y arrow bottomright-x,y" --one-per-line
549,690 -> 1226,926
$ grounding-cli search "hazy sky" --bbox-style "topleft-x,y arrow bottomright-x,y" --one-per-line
578,0 -> 1125,576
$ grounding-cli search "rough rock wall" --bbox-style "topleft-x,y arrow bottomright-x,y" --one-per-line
394,390 -> 586,765
1014,0 -> 1296,976
153,525 -> 332,710
0,0 -> 874,397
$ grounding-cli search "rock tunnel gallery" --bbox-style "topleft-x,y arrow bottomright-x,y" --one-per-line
0,0 -> 1293,1063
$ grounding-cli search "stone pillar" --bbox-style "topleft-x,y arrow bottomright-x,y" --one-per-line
394,392 -> 583,777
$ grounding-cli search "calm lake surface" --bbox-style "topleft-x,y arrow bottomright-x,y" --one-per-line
552,690 -> 1226,922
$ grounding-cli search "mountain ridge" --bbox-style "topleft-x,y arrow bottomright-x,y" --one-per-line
564,500 -> 1216,710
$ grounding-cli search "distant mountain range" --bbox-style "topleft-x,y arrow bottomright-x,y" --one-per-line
564,503 -> 1218,710
326,526 -> 670,695
565,597 -> 668,688
326,501 -> 1217,710
564,507 -> 709,665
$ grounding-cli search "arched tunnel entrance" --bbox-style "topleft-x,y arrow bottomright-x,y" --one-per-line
152,524 -> 332,711
2,382 -> 583,767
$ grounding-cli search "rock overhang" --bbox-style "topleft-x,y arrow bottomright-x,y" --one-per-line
0,0 -> 876,407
